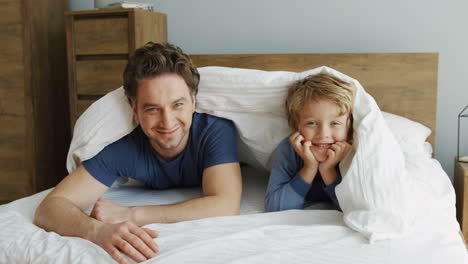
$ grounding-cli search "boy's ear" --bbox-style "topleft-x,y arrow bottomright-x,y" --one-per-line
347,114 -> 354,144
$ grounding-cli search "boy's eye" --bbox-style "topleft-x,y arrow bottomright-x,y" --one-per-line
331,121 -> 340,126
307,121 -> 317,125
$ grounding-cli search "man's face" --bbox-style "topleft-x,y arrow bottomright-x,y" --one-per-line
131,73 -> 196,160
297,99 -> 350,162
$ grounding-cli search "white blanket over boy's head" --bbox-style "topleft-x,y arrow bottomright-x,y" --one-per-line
66,66 -> 455,242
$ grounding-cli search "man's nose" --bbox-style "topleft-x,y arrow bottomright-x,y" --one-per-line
160,110 -> 175,128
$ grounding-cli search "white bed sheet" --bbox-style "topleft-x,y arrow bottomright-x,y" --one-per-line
0,166 -> 467,264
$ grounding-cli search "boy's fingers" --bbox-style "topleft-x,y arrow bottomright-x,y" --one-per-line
327,149 -> 335,158
289,132 -> 300,142
302,141 -> 313,156
293,135 -> 304,149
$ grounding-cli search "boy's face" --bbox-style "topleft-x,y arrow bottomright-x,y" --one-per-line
297,99 -> 351,162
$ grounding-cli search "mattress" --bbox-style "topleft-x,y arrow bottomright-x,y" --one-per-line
0,165 -> 467,264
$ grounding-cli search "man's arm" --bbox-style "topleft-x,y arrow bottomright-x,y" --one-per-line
34,165 -> 159,264
91,162 -> 242,226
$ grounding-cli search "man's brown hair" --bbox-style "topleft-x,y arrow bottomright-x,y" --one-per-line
123,42 -> 200,100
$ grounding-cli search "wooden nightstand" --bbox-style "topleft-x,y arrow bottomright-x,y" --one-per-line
455,161 -> 468,242
65,8 -> 167,132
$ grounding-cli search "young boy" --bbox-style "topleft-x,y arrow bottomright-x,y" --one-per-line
265,73 -> 354,212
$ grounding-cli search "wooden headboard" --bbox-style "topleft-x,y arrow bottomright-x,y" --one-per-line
191,53 -> 439,148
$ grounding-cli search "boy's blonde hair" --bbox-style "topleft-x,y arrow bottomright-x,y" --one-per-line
285,73 -> 355,130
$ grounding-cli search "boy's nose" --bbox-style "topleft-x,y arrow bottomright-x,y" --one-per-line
317,126 -> 331,139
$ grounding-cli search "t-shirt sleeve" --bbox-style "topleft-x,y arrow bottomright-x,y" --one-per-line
82,138 -> 136,187
264,138 -> 311,212
202,119 -> 239,169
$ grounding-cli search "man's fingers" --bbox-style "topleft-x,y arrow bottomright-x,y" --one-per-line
132,227 -> 159,255
90,204 -> 99,219
108,246 -> 132,264
123,232 -> 156,260
115,237 -> 147,263
143,228 -> 159,238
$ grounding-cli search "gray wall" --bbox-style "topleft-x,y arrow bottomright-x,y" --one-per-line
71,0 -> 468,181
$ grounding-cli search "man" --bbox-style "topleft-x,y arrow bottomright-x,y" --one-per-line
34,42 -> 242,264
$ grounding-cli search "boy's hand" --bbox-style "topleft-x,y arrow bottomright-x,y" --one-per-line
319,141 -> 351,172
289,132 -> 318,172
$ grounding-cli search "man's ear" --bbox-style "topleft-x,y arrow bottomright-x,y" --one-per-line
191,94 -> 197,112
129,98 -> 139,124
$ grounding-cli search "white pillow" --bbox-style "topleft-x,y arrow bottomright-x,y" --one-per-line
381,112 -> 432,158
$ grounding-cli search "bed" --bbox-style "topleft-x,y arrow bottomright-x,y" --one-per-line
1,53 -> 467,264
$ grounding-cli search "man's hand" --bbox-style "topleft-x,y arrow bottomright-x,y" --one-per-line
91,198 -> 134,224
92,221 -> 159,264
290,132 -> 319,183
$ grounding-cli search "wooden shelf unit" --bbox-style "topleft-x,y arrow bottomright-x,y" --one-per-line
65,8 -> 167,131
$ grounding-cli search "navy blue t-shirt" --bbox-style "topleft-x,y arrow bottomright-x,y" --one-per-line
83,113 -> 239,189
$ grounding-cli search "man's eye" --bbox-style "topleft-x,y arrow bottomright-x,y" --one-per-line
175,103 -> 183,107
147,108 -> 158,112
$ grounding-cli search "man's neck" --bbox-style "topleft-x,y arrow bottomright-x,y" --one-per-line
150,134 -> 190,162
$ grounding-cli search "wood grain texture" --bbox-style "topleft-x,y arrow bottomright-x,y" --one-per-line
76,59 -> 127,95
455,161 -> 468,243
0,116 -> 29,200
0,0 -> 68,200
191,53 -> 438,148
0,0 -> 29,200
66,13 -> 78,133
133,10 -> 167,48
74,16 -> 129,55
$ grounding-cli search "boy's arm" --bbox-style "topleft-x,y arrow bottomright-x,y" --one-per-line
318,141 -> 351,211
320,167 -> 342,210
264,139 -> 315,212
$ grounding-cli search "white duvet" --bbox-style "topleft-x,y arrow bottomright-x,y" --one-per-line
0,165 -> 466,264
